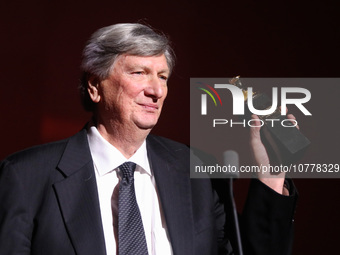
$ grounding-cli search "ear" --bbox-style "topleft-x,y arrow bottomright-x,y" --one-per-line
87,76 -> 101,103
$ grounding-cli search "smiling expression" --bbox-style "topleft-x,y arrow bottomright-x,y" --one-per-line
90,54 -> 170,132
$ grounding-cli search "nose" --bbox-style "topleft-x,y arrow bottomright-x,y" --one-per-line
144,76 -> 166,99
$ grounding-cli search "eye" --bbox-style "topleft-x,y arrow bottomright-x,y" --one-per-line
159,75 -> 168,81
132,71 -> 143,75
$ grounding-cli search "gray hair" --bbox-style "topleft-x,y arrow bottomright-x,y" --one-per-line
79,23 -> 175,111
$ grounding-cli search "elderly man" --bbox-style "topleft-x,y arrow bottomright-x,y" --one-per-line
0,23 -> 297,255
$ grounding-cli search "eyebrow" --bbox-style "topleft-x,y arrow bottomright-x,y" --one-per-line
158,69 -> 170,75
127,64 -> 169,75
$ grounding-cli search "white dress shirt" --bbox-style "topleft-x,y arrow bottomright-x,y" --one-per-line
87,126 -> 173,255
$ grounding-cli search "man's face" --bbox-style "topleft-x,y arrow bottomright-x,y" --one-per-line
92,54 -> 169,131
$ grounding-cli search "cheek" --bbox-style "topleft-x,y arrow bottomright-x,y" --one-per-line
102,84 -> 126,104
128,84 -> 145,97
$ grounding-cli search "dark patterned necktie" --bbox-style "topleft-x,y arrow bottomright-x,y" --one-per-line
118,162 -> 148,255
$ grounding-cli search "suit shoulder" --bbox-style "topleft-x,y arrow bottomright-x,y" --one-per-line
0,139 -> 70,201
3,139 -> 68,165
0,133 -> 81,180
147,134 -> 189,153
147,134 -> 208,163
2,128 -> 89,166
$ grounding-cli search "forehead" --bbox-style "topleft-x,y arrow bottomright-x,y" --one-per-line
113,54 -> 169,73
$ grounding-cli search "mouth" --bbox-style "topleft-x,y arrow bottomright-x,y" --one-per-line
138,103 -> 159,111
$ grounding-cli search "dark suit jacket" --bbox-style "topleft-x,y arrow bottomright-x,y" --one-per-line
0,129 -> 297,255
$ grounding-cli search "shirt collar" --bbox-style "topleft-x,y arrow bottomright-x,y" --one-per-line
87,125 -> 151,177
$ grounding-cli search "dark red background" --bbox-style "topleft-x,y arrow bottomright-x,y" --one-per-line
1,1 -> 339,254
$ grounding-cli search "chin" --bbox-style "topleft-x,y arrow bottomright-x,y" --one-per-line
135,120 -> 158,130
134,115 -> 159,130
140,122 -> 158,129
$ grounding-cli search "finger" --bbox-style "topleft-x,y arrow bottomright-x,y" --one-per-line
287,113 -> 296,120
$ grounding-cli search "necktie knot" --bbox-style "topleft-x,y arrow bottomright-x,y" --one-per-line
119,162 -> 136,181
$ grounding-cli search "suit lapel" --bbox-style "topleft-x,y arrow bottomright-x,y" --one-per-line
52,131 -> 195,255
147,136 -> 194,255
53,130 -> 106,255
